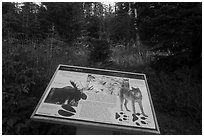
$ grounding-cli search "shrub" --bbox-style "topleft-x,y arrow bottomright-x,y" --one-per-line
2,41 -> 76,134
88,39 -> 111,64
147,66 -> 202,126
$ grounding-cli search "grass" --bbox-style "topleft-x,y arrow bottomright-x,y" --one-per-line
110,43 -> 151,68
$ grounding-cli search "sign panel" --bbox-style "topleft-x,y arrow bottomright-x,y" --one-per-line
31,64 -> 160,134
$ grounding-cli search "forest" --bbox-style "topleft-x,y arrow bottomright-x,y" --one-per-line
2,2 -> 202,134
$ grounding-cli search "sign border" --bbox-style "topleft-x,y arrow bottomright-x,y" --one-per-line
30,64 -> 160,134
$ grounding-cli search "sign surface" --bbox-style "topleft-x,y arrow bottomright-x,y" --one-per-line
31,64 -> 160,134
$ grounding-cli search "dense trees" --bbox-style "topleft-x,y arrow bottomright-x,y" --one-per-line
137,3 -> 202,67
3,2 -> 201,61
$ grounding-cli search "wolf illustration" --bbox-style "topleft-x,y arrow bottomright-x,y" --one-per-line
119,81 -> 148,117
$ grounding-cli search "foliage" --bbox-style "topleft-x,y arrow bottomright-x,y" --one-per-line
42,2 -> 84,42
147,65 -> 202,126
110,43 -> 151,67
2,39 -> 83,135
137,2 -> 202,66
110,3 -> 130,43
2,42 -> 44,134
88,39 -> 111,64
86,16 -> 100,39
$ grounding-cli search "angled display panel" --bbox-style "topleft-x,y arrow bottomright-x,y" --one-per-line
31,64 -> 160,134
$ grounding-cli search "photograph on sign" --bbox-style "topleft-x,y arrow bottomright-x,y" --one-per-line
31,65 -> 159,134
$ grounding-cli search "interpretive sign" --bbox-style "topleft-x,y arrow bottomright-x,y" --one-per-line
31,64 -> 160,134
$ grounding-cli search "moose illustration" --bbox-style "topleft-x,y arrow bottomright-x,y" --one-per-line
44,81 -> 88,107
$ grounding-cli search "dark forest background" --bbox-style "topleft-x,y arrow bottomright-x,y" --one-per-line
2,2 -> 202,135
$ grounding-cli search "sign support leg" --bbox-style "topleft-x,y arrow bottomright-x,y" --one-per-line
76,127 -> 113,135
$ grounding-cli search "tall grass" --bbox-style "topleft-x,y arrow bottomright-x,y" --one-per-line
110,43 -> 151,68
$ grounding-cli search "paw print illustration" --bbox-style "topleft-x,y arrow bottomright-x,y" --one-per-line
58,104 -> 76,117
115,112 -> 129,122
132,113 -> 148,126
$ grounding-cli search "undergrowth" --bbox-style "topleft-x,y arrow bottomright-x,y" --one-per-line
146,66 -> 202,126
110,43 -> 151,67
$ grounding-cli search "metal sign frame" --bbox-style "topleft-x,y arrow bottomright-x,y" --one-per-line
31,64 -> 160,134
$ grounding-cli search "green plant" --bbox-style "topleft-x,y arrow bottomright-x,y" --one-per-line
2,54 -> 33,134
146,65 -> 201,126
110,43 -> 151,68
89,39 -> 111,64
